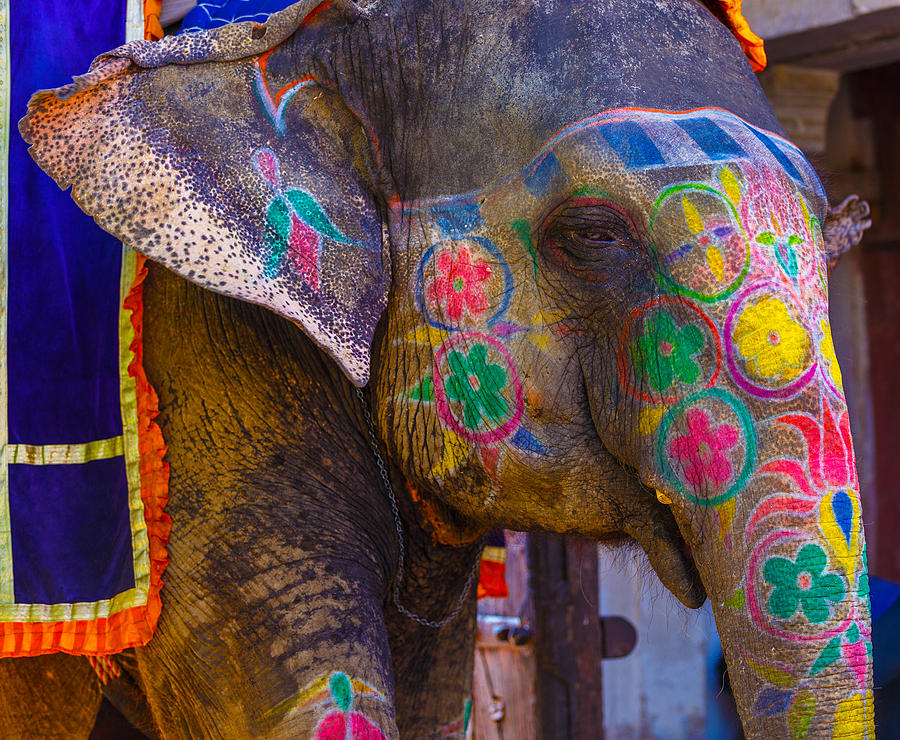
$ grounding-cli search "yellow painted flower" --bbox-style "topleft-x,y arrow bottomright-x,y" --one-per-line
820,318 -> 843,389
733,296 -> 810,382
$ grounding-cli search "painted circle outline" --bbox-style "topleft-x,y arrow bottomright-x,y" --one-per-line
649,183 -> 751,303
812,310 -> 845,399
656,388 -> 756,507
432,332 -> 525,444
724,280 -> 818,400
747,530 -> 854,643
415,236 -> 514,332
616,295 -> 723,404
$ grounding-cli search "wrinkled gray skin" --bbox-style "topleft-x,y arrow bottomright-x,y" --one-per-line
5,1 -> 871,738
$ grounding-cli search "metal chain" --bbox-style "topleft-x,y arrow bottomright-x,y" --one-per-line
356,387 -> 482,628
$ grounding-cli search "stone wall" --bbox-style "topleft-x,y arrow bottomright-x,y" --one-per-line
743,0 -> 900,69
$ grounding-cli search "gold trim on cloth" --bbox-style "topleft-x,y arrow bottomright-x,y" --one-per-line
118,245 -> 152,613
0,0 -> 13,604
0,585 -> 145,622
481,546 -> 507,564
6,437 -> 125,465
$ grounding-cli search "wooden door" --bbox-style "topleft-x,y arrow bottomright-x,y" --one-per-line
472,533 -> 607,740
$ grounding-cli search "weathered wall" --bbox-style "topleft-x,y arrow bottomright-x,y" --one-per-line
744,0 -> 900,38
743,0 -> 900,69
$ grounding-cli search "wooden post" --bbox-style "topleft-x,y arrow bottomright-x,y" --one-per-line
527,534 -> 604,740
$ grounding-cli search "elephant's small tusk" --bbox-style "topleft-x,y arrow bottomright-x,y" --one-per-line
656,489 -> 673,505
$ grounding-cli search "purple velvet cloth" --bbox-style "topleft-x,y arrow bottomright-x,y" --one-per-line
6,0 -> 133,604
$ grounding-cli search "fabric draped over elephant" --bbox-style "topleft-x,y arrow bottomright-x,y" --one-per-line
12,0 -> 875,737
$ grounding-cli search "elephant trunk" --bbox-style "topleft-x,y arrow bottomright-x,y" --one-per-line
655,393 -> 874,738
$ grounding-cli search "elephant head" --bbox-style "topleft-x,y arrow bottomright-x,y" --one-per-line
19,0 -> 874,735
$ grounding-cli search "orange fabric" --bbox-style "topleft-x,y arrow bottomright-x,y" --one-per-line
144,0 -> 164,41
476,560 -> 509,600
715,0 -> 767,72
124,253 -> 172,648
0,255 -> 171,657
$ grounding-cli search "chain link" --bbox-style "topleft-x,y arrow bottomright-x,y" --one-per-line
357,387 -> 481,628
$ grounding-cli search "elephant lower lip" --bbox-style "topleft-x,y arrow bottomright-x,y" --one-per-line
622,506 -> 706,609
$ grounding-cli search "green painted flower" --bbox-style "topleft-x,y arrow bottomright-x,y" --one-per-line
632,311 -> 705,392
757,231 -> 803,279
764,544 -> 845,624
445,344 -> 509,429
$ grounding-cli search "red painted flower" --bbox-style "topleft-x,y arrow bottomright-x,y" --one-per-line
428,247 -> 492,321
669,409 -> 739,490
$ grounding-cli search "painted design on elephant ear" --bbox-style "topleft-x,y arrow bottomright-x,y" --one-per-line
724,282 -> 817,399
254,148 -> 358,289
656,388 -> 755,506
650,184 -> 750,302
618,296 -> 722,404
416,237 -> 513,331
252,48 -> 319,135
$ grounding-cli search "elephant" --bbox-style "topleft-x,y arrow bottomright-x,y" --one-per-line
9,0 -> 876,737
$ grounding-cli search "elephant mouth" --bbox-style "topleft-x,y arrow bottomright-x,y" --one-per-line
620,495 -> 707,609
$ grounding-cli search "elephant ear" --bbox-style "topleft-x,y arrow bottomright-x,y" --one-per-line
18,0 -> 387,386
823,195 -> 872,267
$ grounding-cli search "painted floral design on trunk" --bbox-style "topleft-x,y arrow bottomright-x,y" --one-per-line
733,295 -> 809,383
763,544 -> 845,623
668,408 -> 738,490
632,311 -> 705,392
389,110 -> 872,738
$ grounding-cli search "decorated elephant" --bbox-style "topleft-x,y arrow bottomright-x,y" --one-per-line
9,0 -> 875,737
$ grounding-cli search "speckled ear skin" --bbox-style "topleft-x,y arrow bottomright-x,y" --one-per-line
18,1 -> 388,386
824,195 -> 872,266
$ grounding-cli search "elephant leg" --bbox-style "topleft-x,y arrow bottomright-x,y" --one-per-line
386,578 -> 478,740
133,541 -> 399,739
0,653 -> 101,739
137,265 -> 402,738
384,505 -> 481,739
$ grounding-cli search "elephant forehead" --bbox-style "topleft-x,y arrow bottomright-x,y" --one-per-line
393,108 -> 827,234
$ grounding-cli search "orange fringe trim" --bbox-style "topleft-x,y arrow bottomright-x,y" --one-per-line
0,255 -> 171,657
715,0 -> 767,72
122,252 -> 172,649
144,0 -> 164,41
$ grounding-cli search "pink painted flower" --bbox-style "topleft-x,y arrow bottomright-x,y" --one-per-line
669,409 -> 739,490
316,712 -> 387,740
428,247 -> 492,321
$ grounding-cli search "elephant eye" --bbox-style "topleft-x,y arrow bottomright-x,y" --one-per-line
542,201 -> 640,277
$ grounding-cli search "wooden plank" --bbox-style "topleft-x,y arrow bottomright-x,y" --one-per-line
527,534 -> 605,740
474,532 -> 537,740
